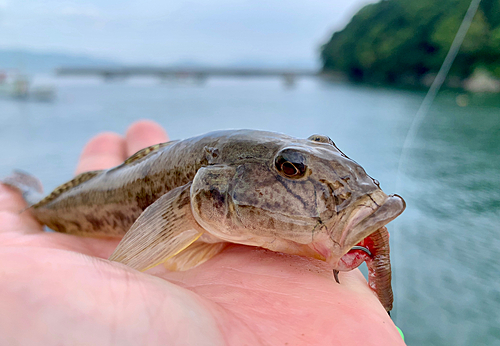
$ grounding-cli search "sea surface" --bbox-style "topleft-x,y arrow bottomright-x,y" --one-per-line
1,75 -> 499,346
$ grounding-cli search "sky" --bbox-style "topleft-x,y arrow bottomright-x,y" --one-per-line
0,0 -> 376,67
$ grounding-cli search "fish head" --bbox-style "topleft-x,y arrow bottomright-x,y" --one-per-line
191,133 -> 405,272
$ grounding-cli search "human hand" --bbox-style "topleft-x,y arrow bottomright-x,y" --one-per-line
0,120 -> 405,345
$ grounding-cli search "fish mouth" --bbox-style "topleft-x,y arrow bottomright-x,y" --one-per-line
335,193 -> 405,266
310,192 -> 405,269
311,192 -> 405,312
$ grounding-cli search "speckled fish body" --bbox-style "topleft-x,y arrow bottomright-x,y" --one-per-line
4,130 -> 405,311
29,130 -> 263,236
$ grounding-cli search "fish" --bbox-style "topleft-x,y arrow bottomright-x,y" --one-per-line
2,130 -> 405,311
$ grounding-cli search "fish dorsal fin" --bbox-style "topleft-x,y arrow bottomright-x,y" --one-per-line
109,182 -> 205,271
123,141 -> 177,166
35,170 -> 101,207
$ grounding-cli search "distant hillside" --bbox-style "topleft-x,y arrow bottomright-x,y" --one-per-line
0,49 -> 120,74
320,0 -> 500,88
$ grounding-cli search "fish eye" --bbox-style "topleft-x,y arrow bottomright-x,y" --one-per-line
308,134 -> 349,159
308,134 -> 335,146
275,149 -> 308,179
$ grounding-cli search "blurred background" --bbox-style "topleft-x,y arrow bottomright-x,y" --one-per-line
1,0 -> 499,345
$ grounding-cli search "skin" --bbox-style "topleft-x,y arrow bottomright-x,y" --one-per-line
0,120 -> 406,346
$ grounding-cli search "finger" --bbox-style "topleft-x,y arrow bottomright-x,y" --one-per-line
75,133 -> 126,175
125,120 -> 169,156
0,185 -> 44,234
0,183 -> 29,213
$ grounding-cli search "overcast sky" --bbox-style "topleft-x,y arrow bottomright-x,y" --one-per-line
0,0 -> 375,67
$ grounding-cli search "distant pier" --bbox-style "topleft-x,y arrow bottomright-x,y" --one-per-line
55,67 -> 327,86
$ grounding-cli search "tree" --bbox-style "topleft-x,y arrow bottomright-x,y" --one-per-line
321,0 -> 499,86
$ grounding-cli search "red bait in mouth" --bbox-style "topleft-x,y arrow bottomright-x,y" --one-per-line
334,226 -> 393,311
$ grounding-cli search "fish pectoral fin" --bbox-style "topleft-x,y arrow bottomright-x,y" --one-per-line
164,242 -> 228,271
108,182 -> 204,271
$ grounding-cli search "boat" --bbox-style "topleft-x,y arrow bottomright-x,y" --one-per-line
0,70 -> 56,101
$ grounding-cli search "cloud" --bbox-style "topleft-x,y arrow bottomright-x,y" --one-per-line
59,4 -> 102,19
0,0 -> 375,66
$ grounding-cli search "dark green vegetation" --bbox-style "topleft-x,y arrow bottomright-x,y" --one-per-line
321,0 -> 500,86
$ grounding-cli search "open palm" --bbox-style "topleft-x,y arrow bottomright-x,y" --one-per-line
0,121 -> 404,345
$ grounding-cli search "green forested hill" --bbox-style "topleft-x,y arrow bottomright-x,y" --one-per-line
321,0 -> 500,86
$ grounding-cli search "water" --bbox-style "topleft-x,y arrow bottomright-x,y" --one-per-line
1,76 -> 499,345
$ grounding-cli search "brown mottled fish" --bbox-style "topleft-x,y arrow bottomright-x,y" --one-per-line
3,130 -> 405,311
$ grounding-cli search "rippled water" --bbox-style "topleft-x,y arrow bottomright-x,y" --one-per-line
0,76 -> 498,345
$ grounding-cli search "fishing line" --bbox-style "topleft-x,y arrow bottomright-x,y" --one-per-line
393,0 -> 481,323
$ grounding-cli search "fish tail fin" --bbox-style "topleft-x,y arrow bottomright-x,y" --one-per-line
2,170 -> 44,206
